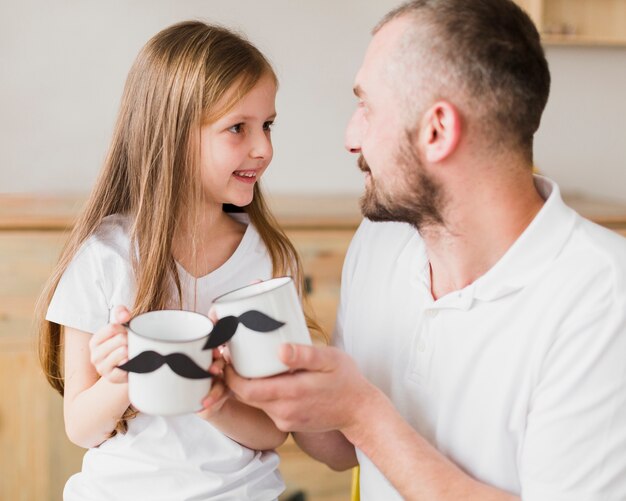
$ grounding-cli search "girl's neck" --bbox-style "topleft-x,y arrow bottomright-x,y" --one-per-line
172,203 -> 247,279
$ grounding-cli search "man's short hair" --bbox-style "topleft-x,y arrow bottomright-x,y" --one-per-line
377,0 -> 550,158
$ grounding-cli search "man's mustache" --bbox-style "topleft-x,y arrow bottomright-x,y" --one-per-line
205,310 -> 285,349
358,154 -> 371,173
119,351 -> 212,379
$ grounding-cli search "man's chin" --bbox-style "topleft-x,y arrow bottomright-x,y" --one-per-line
359,194 -> 395,222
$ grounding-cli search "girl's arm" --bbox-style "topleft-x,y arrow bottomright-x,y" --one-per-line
63,325 -> 130,448
198,350 -> 287,450
200,396 -> 288,451
201,308 -> 287,451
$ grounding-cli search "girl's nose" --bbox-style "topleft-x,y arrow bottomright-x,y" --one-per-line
250,130 -> 273,160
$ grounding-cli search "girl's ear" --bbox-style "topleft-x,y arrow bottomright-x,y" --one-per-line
418,101 -> 462,164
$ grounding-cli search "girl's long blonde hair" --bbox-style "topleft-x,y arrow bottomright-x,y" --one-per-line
37,21 -> 318,435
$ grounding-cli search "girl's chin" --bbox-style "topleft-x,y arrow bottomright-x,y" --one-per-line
225,193 -> 255,208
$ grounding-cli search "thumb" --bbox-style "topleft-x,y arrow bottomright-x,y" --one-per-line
112,305 -> 131,324
278,343 -> 335,372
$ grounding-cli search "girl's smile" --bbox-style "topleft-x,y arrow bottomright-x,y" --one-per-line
232,169 -> 260,184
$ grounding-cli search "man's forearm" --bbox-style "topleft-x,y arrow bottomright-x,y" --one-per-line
344,388 -> 519,501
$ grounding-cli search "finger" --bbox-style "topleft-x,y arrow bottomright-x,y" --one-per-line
111,305 -> 131,325
221,345 -> 232,364
107,362 -> 130,384
224,365 -> 291,403
96,343 -> 128,378
208,306 -> 218,323
223,365 -> 258,400
278,344 -> 337,372
200,390 -> 230,418
90,322 -> 126,348
209,357 -> 225,375
203,380 -> 229,407
90,332 -> 127,367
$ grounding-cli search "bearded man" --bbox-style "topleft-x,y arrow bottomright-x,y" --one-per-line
226,1 -> 626,499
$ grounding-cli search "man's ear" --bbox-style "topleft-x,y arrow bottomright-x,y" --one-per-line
418,101 -> 461,163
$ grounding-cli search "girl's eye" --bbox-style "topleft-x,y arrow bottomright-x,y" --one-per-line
228,123 -> 243,134
263,121 -> 274,132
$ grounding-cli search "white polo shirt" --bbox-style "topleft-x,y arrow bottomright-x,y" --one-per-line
334,177 -> 626,501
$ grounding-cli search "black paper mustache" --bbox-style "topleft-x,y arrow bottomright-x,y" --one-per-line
119,351 -> 212,379
118,310 -> 285,379
203,310 -> 285,349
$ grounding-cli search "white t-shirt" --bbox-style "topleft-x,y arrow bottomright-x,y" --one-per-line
47,212 -> 284,501
334,177 -> 626,501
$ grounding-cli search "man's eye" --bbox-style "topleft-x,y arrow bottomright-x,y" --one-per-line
228,123 -> 243,134
263,121 -> 275,131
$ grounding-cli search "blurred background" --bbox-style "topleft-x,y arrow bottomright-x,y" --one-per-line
1,0 -> 625,200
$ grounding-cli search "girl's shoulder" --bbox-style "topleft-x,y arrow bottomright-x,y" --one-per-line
85,213 -> 132,254
76,213 -> 134,269
48,214 -> 134,333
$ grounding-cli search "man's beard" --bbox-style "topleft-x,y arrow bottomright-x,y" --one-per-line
358,135 -> 445,232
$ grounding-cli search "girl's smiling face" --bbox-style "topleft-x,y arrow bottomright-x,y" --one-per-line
199,74 -> 277,207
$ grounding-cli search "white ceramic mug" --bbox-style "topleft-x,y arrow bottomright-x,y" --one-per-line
119,310 -> 214,416
212,277 -> 312,378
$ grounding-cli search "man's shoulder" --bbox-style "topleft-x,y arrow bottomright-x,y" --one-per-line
547,215 -> 626,309
568,216 -> 626,278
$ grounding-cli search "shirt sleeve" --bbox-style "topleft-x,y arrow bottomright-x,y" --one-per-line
332,219 -> 368,353
520,271 -> 626,501
46,238 -> 111,334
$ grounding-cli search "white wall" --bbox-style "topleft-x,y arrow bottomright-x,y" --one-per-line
1,0 -> 625,202
537,46 -> 626,202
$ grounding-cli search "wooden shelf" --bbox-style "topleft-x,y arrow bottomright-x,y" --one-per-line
542,34 -> 626,47
515,0 -> 626,46
0,194 -> 363,231
2,192 -> 625,231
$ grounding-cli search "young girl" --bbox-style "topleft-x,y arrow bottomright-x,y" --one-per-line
38,21 -> 313,501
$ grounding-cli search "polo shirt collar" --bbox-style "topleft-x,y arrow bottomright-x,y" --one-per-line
410,175 -> 577,309
471,175 -> 576,302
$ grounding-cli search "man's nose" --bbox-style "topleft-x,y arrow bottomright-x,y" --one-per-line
344,109 -> 362,154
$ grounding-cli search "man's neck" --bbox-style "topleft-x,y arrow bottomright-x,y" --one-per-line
421,171 -> 544,300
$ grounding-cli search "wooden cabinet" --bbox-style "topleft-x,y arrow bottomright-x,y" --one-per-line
0,229 -> 86,501
1,193 -> 625,501
286,229 -> 354,339
514,0 -> 626,45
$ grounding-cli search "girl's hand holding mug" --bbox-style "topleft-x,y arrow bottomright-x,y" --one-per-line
89,305 -> 131,384
196,306 -> 234,419
197,347 -> 231,420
